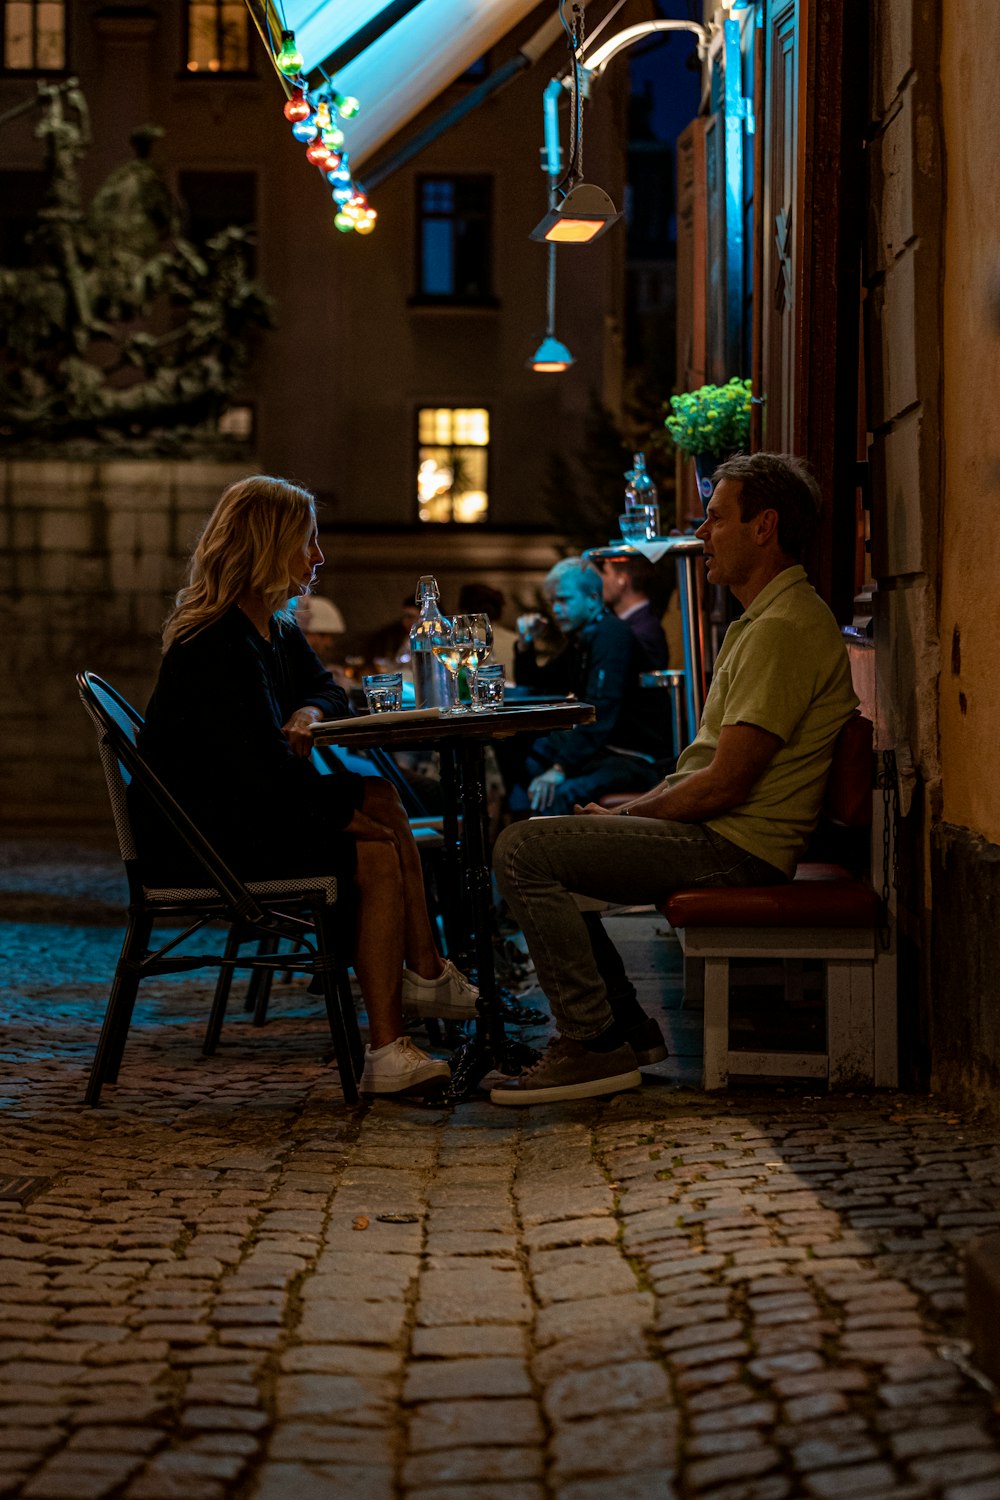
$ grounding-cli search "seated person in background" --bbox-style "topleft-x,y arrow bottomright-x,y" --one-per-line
491,452 -> 859,1105
457,582 -> 518,679
511,557 -> 669,815
294,593 -> 347,667
599,555 -> 669,671
366,596 -> 419,669
129,475 -> 478,1097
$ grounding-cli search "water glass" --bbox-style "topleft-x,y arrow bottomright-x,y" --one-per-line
619,511 -> 648,544
472,662 -> 505,710
362,671 -> 403,714
622,503 -> 660,540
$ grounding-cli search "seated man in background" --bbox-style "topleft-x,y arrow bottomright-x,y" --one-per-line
294,593 -> 347,668
511,557 -> 669,815
457,582 -> 518,678
599,554 -> 669,671
492,452 -> 859,1105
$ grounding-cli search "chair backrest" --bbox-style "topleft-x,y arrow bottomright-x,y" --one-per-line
77,671 -> 265,921
823,712 -> 874,829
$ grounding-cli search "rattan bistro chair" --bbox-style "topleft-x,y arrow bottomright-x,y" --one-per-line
76,671 -> 362,1105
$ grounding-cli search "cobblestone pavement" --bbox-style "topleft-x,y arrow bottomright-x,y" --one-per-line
2,835 -> 1000,1500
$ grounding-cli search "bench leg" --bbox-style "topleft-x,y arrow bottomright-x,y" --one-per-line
826,958 -> 875,1087
683,953 -> 705,1009
702,956 -> 730,1089
873,944 -> 898,1087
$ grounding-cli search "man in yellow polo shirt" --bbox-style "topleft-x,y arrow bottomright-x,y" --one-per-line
492,451 -> 859,1106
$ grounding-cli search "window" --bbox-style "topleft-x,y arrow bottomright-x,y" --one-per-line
417,408 -> 489,524
3,0 -> 65,70
416,176 -> 492,302
185,0 -> 250,73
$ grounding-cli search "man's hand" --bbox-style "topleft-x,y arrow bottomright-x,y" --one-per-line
282,705 -> 322,757
573,802 -> 619,816
528,766 -> 566,811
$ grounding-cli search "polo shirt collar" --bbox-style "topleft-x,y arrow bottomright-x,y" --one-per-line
743,564 -> 808,622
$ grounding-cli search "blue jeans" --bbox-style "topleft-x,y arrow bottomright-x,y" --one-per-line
493,814 -> 785,1041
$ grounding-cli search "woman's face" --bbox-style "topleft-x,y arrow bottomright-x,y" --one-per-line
290,519 -> 324,595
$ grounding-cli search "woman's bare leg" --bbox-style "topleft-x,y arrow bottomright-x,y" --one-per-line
361,780 -> 442,979
352,839 -> 406,1050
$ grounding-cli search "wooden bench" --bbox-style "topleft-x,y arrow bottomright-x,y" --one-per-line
657,714 -> 897,1090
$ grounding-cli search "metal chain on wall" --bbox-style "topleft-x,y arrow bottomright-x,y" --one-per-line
877,749 -> 900,951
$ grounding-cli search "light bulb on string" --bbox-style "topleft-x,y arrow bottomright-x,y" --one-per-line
305,138 -> 332,167
324,156 -> 343,181
334,211 -> 355,233
354,216 -> 375,236
331,91 -> 360,119
291,116 -> 318,143
276,30 -> 304,77
321,125 -> 344,150
283,89 -> 310,123
315,100 -> 332,129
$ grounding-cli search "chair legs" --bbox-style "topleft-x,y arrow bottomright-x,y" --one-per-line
203,926 -> 241,1056
86,908 -> 154,1105
245,935 -> 279,1025
315,909 -> 361,1104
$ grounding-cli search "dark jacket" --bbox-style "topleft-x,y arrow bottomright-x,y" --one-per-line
622,600 -> 669,672
130,605 -> 362,883
514,610 -> 668,773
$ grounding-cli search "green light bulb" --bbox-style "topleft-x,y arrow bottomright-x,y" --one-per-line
276,30 -> 304,77
334,212 -> 355,233
322,126 -> 345,149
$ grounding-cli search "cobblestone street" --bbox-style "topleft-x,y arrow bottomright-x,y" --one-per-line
2,836 -> 1000,1500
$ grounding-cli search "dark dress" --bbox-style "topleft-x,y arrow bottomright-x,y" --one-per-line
129,604 -> 364,886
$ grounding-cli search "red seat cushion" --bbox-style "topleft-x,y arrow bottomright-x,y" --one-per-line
659,863 -> 880,929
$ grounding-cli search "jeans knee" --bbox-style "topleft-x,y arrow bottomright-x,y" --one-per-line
493,820 -> 534,894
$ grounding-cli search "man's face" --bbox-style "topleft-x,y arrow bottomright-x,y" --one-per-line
547,573 -> 601,634
601,564 -> 628,609
695,479 -> 762,592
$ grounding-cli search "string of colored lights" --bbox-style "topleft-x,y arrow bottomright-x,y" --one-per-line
274,28 -> 377,235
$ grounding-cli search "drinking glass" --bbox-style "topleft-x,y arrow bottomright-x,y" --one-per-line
429,617 -> 475,713
619,511 -> 648,544
472,662 -> 505,711
362,671 -> 403,713
463,612 -> 493,703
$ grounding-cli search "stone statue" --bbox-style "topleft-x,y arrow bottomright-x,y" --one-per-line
0,80 -> 271,445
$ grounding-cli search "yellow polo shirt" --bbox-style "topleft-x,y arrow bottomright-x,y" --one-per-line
670,565 -> 859,877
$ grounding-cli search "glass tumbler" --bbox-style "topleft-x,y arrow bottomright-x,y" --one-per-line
472,662 -> 505,710
362,671 -> 403,713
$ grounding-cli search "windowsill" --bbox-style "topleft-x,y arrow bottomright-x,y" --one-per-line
407,295 -> 500,313
175,70 -> 259,82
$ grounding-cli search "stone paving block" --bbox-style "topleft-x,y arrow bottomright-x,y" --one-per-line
531,1327 -> 650,1385
268,1422 -> 395,1464
410,1325 -> 526,1360
531,1253 -> 638,1305
910,1452 -> 1000,1486
401,1445 -> 544,1487
892,1423 -> 994,1460
555,1474 -> 678,1500
297,1298 -> 408,1345
521,1217 -> 619,1251
22,1451 -> 145,1499
549,1408 -> 678,1480
407,1486 -> 543,1500
684,1442 -> 780,1490
252,1460 -> 394,1500
543,1360 -> 671,1422
415,1268 -> 532,1327
424,1232 -> 518,1258
403,1357 -> 531,1402
803,1462 -> 899,1497
534,1292 -> 655,1349
408,1398 -> 543,1453
279,1344 -> 400,1376
942,1480 -> 1000,1500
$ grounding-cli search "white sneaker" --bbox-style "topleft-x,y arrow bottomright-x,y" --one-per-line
361,1036 -> 451,1095
401,959 -> 479,1021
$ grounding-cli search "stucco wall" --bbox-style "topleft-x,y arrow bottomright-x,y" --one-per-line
938,4 -> 1000,844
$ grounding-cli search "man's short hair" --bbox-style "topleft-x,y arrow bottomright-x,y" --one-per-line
603,555 -> 656,597
712,451 -> 821,562
458,582 -> 505,617
546,556 -> 604,602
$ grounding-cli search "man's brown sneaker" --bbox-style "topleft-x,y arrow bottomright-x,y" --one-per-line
490,1036 -> 642,1106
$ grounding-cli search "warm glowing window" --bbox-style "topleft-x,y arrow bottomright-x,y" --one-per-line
3,0 -> 65,70
417,407 -> 489,524
186,0 -> 250,73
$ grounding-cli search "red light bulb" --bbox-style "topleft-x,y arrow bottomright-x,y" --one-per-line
305,139 -> 332,167
283,90 -> 310,123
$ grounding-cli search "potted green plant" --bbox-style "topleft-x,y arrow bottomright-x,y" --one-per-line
664,377 -> 753,504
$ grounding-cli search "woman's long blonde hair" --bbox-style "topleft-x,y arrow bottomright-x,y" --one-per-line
163,475 -> 316,651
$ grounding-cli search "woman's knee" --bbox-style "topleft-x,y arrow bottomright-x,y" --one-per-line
363,778 -> 405,824
355,839 -> 404,893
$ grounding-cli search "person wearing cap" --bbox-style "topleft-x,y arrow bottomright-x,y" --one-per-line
294,593 -> 346,668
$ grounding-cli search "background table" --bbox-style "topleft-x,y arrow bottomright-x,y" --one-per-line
313,701 -> 595,1097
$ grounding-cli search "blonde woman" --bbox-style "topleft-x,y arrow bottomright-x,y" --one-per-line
130,475 -> 477,1096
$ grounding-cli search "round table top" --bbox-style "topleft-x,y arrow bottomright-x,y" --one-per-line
583,535 -> 705,562
311,699 -> 594,751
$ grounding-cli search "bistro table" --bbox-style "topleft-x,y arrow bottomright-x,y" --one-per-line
311,700 -> 595,1099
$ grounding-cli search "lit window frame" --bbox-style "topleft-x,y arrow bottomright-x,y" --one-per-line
2,0 -> 67,74
415,405 -> 491,526
183,0 -> 253,77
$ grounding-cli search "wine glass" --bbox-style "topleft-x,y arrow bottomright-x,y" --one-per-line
429,616 -> 472,713
463,613 -> 493,706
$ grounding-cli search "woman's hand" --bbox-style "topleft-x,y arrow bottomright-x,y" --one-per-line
282,705 -> 322,757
